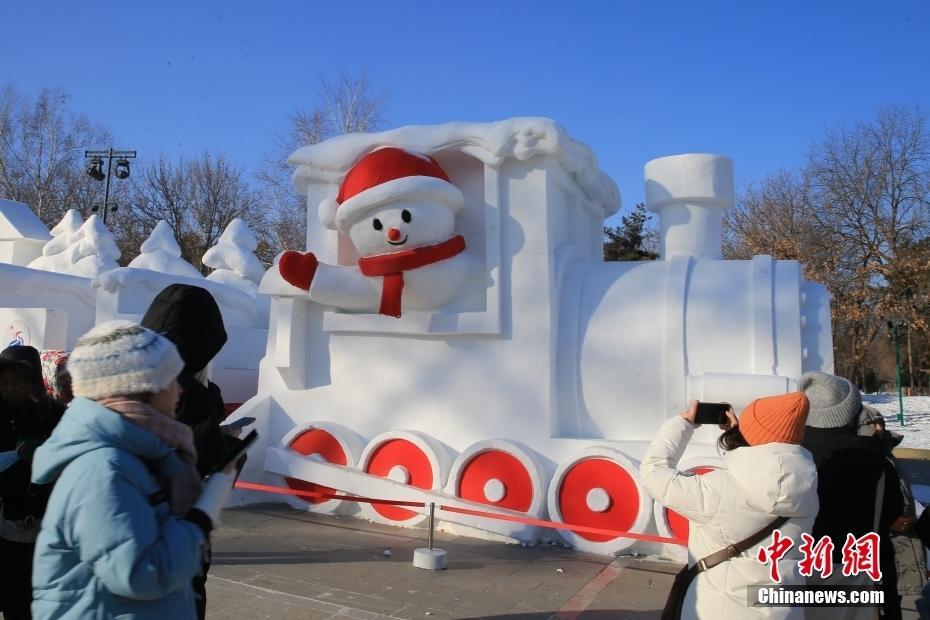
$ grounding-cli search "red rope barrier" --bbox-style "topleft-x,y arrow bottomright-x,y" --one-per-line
235,480 -> 425,507
235,480 -> 687,546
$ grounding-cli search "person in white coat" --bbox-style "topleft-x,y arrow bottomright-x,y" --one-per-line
640,393 -> 819,619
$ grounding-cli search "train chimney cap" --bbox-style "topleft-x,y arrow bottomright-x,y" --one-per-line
643,154 -> 734,213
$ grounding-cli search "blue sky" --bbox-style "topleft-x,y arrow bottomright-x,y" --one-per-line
2,1 -> 929,225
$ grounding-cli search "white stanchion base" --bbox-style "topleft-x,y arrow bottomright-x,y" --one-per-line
413,548 -> 448,570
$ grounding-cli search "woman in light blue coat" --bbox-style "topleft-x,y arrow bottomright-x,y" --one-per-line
30,322 -> 235,620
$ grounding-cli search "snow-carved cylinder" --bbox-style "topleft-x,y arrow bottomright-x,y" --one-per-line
644,154 -> 734,261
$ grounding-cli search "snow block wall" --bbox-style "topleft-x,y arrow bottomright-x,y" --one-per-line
234,118 -> 835,555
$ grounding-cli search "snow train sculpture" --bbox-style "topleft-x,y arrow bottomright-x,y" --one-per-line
236,117 -> 834,556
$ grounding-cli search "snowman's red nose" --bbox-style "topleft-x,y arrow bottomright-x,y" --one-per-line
387,228 -> 402,242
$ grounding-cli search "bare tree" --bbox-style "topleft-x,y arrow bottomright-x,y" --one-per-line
125,152 -> 264,271
189,152 -> 264,268
725,105 -> 930,389
129,156 -> 192,241
0,85 -> 113,223
319,71 -> 387,136
256,70 -> 388,254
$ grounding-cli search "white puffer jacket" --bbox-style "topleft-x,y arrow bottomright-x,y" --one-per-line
640,416 -> 819,620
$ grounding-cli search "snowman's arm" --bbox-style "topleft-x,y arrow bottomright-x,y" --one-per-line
260,258 -> 378,312
308,262 -> 379,311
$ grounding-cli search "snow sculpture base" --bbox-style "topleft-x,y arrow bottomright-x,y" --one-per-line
413,548 -> 447,570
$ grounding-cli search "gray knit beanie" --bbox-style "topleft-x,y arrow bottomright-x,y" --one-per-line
68,321 -> 183,401
798,371 -> 862,428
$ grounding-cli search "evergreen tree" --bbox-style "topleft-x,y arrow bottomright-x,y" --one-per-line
603,203 -> 658,261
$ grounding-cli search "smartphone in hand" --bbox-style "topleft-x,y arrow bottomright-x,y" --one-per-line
694,402 -> 731,426
211,429 -> 258,475
221,416 -> 255,430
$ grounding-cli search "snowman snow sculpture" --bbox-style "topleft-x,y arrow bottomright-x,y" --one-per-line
275,147 -> 469,317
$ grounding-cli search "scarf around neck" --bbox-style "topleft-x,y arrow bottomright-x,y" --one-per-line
357,235 -> 466,318
99,398 -> 202,515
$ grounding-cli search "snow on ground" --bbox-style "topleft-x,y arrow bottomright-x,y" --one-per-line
862,393 -> 930,450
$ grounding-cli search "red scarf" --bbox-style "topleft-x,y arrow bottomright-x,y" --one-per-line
357,235 -> 466,318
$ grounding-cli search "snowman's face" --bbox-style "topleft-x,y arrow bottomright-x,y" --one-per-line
347,200 -> 456,257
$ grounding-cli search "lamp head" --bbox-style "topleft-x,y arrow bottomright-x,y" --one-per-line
114,158 -> 131,179
86,157 -> 105,181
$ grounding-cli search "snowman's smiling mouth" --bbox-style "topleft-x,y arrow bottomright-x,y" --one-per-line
387,235 -> 408,246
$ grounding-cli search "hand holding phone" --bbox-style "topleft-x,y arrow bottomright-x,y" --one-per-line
212,429 -> 258,476
694,402 -> 733,426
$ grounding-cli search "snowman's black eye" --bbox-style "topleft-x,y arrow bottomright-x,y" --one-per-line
372,218 -> 383,231
401,209 -> 412,223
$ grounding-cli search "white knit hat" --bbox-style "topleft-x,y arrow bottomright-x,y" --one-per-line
68,320 -> 184,400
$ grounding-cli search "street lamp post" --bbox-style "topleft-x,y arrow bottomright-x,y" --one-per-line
85,148 -> 136,224
887,320 -> 905,425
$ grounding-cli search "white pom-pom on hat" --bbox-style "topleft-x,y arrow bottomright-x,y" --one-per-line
318,197 -> 339,230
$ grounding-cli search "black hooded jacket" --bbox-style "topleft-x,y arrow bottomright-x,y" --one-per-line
141,284 -> 237,475
802,425 -> 904,563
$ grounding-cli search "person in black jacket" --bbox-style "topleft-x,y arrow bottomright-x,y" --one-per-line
0,349 -> 63,620
857,406 -> 925,620
140,284 -> 243,620
800,371 -> 903,620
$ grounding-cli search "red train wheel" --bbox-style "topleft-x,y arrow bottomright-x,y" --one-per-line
285,428 -> 348,504
363,438 -> 434,522
456,449 -> 534,512
548,447 -> 652,554
557,457 -> 641,543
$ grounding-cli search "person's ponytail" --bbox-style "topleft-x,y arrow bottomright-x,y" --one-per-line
718,425 -> 750,452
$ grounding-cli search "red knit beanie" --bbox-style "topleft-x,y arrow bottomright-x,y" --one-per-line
738,392 -> 810,446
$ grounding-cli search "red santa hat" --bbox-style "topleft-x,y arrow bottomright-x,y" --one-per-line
318,147 -> 464,232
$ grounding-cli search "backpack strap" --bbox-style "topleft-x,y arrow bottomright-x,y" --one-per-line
692,515 -> 789,577
661,516 -> 790,620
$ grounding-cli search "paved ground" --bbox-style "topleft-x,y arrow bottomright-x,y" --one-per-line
205,504 -> 678,619
206,453 -> 930,619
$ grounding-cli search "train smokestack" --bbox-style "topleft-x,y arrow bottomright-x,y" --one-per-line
644,154 -> 734,260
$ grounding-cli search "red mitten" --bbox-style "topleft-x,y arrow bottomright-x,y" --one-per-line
279,251 -> 318,291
